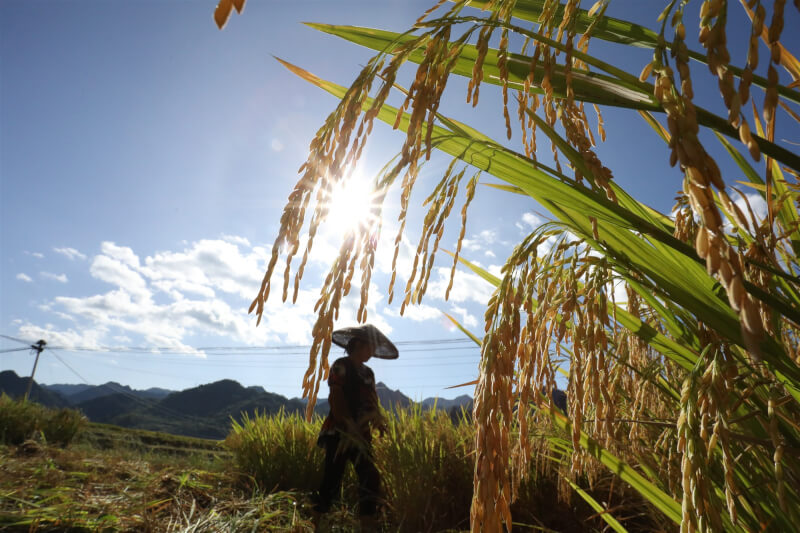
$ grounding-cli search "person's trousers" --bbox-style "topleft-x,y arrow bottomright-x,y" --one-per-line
316,434 -> 381,516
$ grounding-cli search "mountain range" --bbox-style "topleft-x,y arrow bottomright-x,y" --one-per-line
0,370 -> 473,439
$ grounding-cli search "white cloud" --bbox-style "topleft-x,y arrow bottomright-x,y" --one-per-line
151,278 -> 216,300
518,212 -> 544,230
16,273 -> 32,283
40,272 -> 68,283
91,255 -> 149,298
17,322 -> 106,350
732,191 -> 767,227
426,266 -> 495,305
222,235 -> 251,247
461,229 -> 498,253
387,301 -> 442,322
447,304 -> 479,329
335,282 -> 394,337
271,139 -> 284,151
607,278 -> 628,306
101,242 -> 141,269
26,251 -> 45,259
53,247 -> 87,261
141,239 -> 269,300
21,237 -> 332,352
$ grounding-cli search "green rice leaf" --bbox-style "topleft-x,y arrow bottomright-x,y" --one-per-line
543,407 -> 682,525
565,479 -> 629,533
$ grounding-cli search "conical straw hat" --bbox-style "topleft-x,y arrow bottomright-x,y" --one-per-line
331,324 -> 399,359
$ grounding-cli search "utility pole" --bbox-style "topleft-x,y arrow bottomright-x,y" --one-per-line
23,340 -> 46,402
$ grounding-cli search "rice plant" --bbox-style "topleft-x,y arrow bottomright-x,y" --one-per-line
223,405 -> 638,531
225,409 -> 325,492
0,394 -> 86,446
374,405 -> 474,531
216,0 -> 800,531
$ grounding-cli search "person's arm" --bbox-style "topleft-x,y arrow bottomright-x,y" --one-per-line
329,383 -> 358,434
368,378 -> 388,437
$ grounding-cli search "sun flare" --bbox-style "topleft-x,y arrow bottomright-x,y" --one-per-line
322,171 -> 379,236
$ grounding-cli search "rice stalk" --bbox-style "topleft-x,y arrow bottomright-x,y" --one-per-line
212,1 -> 800,531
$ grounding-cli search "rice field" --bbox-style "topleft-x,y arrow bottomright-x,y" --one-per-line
1,399 -> 663,532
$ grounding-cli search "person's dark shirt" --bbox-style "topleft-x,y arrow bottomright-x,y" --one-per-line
320,356 -> 380,440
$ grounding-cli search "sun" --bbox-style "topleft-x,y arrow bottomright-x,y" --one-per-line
322,171 -> 379,236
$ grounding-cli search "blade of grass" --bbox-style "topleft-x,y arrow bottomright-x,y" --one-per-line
565,478 -> 629,533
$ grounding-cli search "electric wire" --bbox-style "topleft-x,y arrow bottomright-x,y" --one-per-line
48,348 -> 91,384
43,338 -> 478,355
0,334 -> 37,346
0,347 -> 31,354
56,349 -> 477,392
3,332 -> 481,395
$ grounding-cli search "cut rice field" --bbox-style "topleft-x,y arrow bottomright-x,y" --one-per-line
0,402 -> 664,532
0,421 -> 315,532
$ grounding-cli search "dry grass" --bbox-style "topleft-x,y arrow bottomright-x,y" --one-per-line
0,438 -> 315,532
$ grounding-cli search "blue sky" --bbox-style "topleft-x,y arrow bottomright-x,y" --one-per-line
1,1 -> 797,399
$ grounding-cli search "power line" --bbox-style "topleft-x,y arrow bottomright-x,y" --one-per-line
0,334 -> 33,345
43,345 -> 479,358
5,333 -> 481,397
51,351 -> 477,392
60,350 -> 479,369
49,348 -> 90,384
63,350 -> 480,361
0,347 -> 31,354
28,337 -> 478,355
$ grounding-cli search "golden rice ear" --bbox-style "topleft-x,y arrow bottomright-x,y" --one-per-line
214,0 -> 234,29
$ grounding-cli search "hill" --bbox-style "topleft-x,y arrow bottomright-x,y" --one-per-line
1,370 -> 474,439
42,381 -> 175,404
76,392 -> 152,423
41,383 -> 93,397
376,381 -> 413,410
421,394 -> 473,410
0,370 -> 69,408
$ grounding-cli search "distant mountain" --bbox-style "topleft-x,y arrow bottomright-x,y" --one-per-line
148,379 -> 308,439
376,382 -> 413,410
160,379 -> 256,417
2,370 -> 483,440
41,383 -> 92,397
69,382 -> 139,404
440,388 -> 568,424
76,392 -> 152,423
0,370 -> 69,408
140,387 -> 173,400
41,381 -> 176,405
421,394 -> 473,411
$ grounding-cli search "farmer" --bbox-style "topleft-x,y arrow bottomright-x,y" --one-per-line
312,324 -> 397,531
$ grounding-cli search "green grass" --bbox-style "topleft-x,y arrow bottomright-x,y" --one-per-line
225,409 -> 325,493
0,394 -> 86,447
